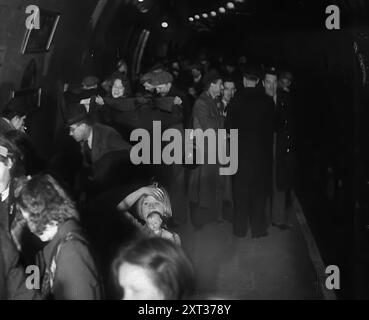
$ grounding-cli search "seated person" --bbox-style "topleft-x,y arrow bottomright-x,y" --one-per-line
144,211 -> 181,246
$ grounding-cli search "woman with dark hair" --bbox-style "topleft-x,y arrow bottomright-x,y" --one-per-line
113,237 -> 195,300
15,174 -> 102,300
102,59 -> 133,98
99,74 -> 141,140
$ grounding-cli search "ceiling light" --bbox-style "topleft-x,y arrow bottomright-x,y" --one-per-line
227,2 -> 235,9
219,7 -> 226,13
161,22 -> 168,28
194,15 -> 200,19
189,17 -> 194,22
202,13 -> 208,18
210,11 -> 217,17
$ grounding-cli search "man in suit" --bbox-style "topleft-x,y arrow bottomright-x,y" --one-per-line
0,98 -> 28,136
65,104 -> 133,195
188,70 -> 233,229
230,65 -> 274,238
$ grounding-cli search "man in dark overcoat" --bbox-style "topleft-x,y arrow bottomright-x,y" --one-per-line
230,66 -> 274,238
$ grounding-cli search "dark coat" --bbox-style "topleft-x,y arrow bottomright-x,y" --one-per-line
90,122 -> 131,164
36,219 -> 102,300
88,123 -> 133,190
188,92 -> 232,210
0,227 -> 39,300
230,87 -> 274,192
274,90 -> 297,190
0,118 -> 15,136
64,87 -> 105,106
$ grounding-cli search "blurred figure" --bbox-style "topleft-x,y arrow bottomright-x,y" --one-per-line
278,71 -> 294,93
188,63 -> 204,101
15,174 -> 103,300
113,237 -> 195,300
0,98 -> 28,135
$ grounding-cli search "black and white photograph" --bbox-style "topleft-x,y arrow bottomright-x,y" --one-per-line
0,0 -> 368,305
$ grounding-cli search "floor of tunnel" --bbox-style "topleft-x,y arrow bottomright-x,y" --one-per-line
178,203 -> 323,300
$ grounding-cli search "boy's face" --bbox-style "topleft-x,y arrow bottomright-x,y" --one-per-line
147,214 -> 162,232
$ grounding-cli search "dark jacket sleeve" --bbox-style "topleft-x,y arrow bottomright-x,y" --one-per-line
1,230 -> 40,300
53,240 -> 102,300
106,127 -> 132,152
192,98 -> 217,130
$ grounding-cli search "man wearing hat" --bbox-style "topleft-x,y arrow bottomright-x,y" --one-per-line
135,70 -> 159,101
0,98 -> 28,135
230,64 -> 274,238
188,69 -> 233,229
65,104 -> 132,194
152,70 -> 191,128
150,70 -> 191,227
64,75 -> 104,106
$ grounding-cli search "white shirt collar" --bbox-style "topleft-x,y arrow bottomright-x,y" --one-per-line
87,129 -> 93,149
2,117 -> 11,125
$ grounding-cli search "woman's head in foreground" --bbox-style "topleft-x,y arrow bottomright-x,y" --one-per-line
113,237 -> 195,300
15,174 -> 79,241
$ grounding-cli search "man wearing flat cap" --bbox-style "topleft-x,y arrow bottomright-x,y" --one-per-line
188,69 -> 233,229
150,70 -> 191,227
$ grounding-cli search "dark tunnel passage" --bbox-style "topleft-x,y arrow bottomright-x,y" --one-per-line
0,0 -> 369,301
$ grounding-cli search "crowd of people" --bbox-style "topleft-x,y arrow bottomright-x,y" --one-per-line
0,52 -> 296,300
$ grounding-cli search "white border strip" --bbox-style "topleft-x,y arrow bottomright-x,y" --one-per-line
295,198 -> 337,300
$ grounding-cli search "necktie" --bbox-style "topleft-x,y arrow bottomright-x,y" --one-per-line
82,141 -> 92,166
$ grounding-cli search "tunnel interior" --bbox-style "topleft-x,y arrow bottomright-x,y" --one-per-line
0,0 -> 369,299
